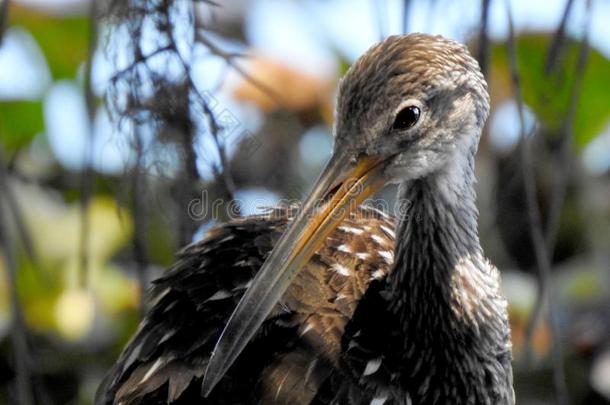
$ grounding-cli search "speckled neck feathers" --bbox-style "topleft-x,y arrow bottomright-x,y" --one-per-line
390,152 -> 481,302
381,153 -> 514,404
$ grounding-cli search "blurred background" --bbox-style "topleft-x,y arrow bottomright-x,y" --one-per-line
0,0 -> 609,403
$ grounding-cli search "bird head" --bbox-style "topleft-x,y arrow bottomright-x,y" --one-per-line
203,33 -> 490,395
333,33 -> 490,184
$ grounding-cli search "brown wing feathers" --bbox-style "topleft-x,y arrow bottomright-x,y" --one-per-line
96,207 -> 395,404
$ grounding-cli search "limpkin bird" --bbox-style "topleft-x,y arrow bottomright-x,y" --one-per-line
96,33 -> 514,404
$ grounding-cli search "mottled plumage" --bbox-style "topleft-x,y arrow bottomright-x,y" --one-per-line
96,207 -> 396,404
97,33 -> 514,404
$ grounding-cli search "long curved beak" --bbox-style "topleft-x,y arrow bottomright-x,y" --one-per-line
202,150 -> 388,396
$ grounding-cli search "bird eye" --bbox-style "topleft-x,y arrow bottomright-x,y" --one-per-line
392,106 -> 420,130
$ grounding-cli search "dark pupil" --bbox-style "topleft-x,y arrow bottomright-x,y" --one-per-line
393,106 -> 420,130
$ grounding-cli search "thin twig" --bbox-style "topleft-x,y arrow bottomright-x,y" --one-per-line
178,121 -> 200,246
523,0 -> 592,352
194,30 -> 284,106
0,0 -> 9,44
505,3 -> 569,404
545,0 -> 591,254
181,14 -> 240,207
478,0 -> 491,77
0,147 -> 34,405
168,19 -> 236,239
105,0 -> 247,245
0,157 -> 38,268
109,45 -> 173,84
132,126 -> 148,311
545,0 -> 576,74
189,76 -> 239,205
78,0 -> 100,288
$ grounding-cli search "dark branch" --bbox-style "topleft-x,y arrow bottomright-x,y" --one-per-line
78,0 -> 101,288
523,0 -> 592,360
132,127 -> 149,310
194,30 -> 284,106
0,162 -> 37,266
545,0 -> 576,74
0,0 -> 9,45
0,147 -> 34,405
477,0 -> 491,77
544,0 -> 591,254
109,45 -> 173,85
505,5 -> 569,404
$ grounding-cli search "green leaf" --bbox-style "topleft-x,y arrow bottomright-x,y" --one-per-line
573,48 -> 610,147
0,100 -> 44,150
10,5 -> 89,80
490,33 -> 610,149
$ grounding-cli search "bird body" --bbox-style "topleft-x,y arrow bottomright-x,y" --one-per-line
96,207 -> 397,404
97,33 -> 514,404
342,180 -> 513,404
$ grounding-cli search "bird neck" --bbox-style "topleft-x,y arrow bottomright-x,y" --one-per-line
383,154 -> 512,402
390,153 -> 482,302
389,164 -> 484,324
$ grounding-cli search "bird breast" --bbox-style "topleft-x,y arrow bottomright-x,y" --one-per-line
280,205 -> 396,363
